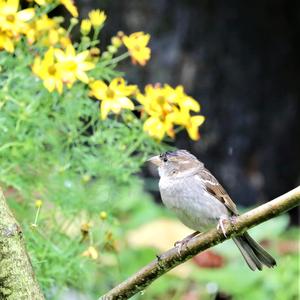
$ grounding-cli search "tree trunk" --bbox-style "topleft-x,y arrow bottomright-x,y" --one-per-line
0,189 -> 45,300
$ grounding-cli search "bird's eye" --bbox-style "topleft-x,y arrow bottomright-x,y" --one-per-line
159,153 -> 168,162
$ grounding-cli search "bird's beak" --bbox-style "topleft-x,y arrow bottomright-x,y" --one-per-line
147,155 -> 161,167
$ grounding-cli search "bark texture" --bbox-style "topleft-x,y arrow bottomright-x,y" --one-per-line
99,186 -> 300,300
0,189 -> 45,300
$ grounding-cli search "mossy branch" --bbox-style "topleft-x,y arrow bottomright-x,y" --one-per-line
0,189 -> 45,300
99,186 -> 300,300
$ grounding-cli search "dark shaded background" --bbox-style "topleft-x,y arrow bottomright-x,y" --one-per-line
80,0 -> 300,222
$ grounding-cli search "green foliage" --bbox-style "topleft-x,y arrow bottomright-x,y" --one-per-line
0,47 -> 161,193
0,43 -> 165,298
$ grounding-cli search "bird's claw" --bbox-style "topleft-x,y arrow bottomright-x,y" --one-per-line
217,216 -> 238,237
174,240 -> 187,255
217,216 -> 228,237
174,231 -> 200,255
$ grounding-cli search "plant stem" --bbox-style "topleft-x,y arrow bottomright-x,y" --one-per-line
103,52 -> 130,66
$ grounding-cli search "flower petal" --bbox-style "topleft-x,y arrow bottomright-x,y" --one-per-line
44,77 -> 56,92
100,100 -> 112,120
117,97 -> 134,110
17,8 -> 35,21
76,70 -> 89,83
143,117 -> 165,140
5,0 -> 19,14
186,115 -> 205,140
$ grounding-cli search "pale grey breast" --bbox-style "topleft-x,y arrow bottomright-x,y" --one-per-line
159,174 -> 229,232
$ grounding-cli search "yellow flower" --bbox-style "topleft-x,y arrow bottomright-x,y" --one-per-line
185,115 -> 205,140
0,0 -> 34,52
88,9 -> 106,28
35,15 -> 60,32
168,85 -> 204,140
0,0 -> 35,34
165,85 -> 200,112
137,84 -> 205,141
89,77 -> 137,120
81,246 -> 98,260
171,108 -> 205,140
60,0 -> 78,17
137,84 -> 173,116
31,43 -> 94,92
0,30 -> 14,52
137,84 -> 176,139
80,19 -> 91,35
123,32 -> 151,66
143,114 -> 175,140
27,15 -> 65,46
54,44 -> 95,86
32,47 -> 64,94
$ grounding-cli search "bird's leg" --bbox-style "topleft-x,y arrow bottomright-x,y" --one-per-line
174,231 -> 200,254
217,215 -> 238,237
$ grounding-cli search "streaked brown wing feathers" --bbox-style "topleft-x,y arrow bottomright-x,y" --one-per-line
199,168 -> 238,215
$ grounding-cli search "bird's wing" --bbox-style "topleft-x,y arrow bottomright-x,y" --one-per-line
197,168 -> 238,215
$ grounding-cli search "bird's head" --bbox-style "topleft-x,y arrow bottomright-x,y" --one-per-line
148,149 -> 203,178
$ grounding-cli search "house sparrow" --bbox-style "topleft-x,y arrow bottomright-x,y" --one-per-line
148,149 -> 276,271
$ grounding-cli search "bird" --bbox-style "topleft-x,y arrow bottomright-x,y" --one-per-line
148,149 -> 276,271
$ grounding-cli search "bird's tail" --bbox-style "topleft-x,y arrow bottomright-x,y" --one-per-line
233,232 -> 276,271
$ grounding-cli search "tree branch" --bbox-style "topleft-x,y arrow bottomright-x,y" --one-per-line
0,189 -> 45,300
99,186 -> 300,300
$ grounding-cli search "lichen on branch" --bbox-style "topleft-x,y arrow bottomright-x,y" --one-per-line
0,189 -> 45,300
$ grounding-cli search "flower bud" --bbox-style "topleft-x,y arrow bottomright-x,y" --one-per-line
107,45 -> 117,54
80,19 -> 92,35
89,47 -> 100,57
70,17 -> 78,25
111,36 -> 122,48
82,174 -> 91,182
35,199 -> 43,208
99,211 -> 107,220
